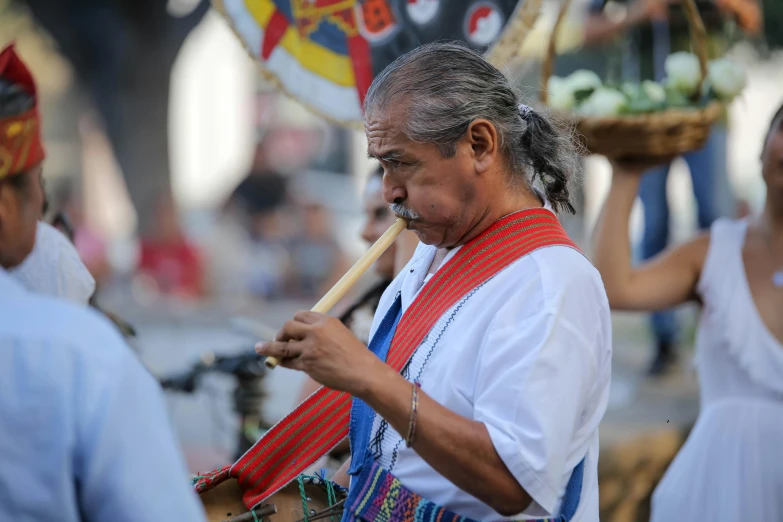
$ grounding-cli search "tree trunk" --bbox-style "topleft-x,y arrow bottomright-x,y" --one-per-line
111,52 -> 175,236
21,0 -> 209,237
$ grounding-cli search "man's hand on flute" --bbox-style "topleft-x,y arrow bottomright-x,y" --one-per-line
255,312 -> 382,395
256,312 -> 534,516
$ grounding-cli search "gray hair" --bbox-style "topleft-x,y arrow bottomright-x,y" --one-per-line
363,42 -> 581,214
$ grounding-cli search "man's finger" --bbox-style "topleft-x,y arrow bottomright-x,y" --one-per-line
255,340 -> 304,360
276,320 -> 311,342
293,310 -> 326,325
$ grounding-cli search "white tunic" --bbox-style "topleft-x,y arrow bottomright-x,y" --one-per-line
0,269 -> 206,522
9,221 -> 95,305
651,218 -> 783,521
365,210 -> 612,521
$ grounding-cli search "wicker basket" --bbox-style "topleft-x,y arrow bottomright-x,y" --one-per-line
540,0 -> 722,163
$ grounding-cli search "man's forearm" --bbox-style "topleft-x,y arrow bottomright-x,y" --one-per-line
357,363 -> 532,516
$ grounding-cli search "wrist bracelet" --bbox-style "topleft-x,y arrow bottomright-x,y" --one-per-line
405,381 -> 421,447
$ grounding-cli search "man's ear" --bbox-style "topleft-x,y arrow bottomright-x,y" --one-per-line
0,179 -> 19,234
465,118 -> 499,175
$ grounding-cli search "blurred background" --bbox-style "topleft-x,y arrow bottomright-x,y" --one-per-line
1,0 -> 782,519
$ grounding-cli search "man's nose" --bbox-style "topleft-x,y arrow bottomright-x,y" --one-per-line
382,175 -> 406,204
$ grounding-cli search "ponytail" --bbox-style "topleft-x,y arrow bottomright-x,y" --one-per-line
518,104 -> 579,215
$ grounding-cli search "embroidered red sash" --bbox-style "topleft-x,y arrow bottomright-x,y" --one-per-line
193,208 -> 579,509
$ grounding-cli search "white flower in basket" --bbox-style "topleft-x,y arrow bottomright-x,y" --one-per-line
547,76 -> 576,111
579,88 -> 627,117
664,52 -> 702,96
641,80 -> 666,104
708,58 -> 746,101
566,69 -> 602,94
621,82 -> 639,99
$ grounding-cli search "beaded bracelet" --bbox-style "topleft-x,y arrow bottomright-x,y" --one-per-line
405,381 -> 421,447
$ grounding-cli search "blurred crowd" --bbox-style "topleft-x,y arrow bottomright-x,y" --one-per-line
46,124 -> 355,304
217,129 -> 349,301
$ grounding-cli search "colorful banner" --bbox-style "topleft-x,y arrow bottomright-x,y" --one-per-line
213,0 -> 540,126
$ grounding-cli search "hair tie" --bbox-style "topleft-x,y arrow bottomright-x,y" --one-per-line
518,103 -> 533,118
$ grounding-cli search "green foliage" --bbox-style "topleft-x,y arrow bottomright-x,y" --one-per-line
573,88 -> 595,105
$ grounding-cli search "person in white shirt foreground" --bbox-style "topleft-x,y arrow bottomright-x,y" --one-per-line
0,43 -> 206,522
243,42 -> 612,522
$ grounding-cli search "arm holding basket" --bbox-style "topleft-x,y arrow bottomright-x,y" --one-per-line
592,161 -> 710,311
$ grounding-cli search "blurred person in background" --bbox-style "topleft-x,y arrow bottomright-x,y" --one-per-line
336,165 -> 420,344
244,210 -> 292,299
583,0 -> 761,375
0,44 -> 206,522
136,191 -> 205,300
284,200 -> 350,299
50,179 -> 112,286
222,127 -> 313,300
224,127 -> 306,239
295,165 -> 418,473
227,140 -> 288,238
592,102 -> 783,521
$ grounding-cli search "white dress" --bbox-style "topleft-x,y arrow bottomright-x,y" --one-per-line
651,218 -> 783,521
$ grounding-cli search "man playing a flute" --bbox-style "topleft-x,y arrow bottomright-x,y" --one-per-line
249,42 -> 611,522
0,44 -> 207,522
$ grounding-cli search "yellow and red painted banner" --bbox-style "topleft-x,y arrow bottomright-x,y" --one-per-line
213,0 -> 537,126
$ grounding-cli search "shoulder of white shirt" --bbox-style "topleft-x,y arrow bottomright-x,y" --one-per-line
9,221 -> 96,305
0,273 -> 131,367
406,237 -> 600,323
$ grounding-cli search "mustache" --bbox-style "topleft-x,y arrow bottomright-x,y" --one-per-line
389,202 -> 421,221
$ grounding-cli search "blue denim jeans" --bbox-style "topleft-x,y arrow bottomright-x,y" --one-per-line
638,125 -> 730,346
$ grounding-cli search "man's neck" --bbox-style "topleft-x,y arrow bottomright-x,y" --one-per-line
430,188 -> 545,274
427,248 -> 450,275
451,188 -> 544,248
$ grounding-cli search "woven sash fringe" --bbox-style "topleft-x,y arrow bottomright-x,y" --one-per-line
343,459 -> 585,522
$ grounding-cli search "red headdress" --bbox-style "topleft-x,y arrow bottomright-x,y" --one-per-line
0,44 -> 45,179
